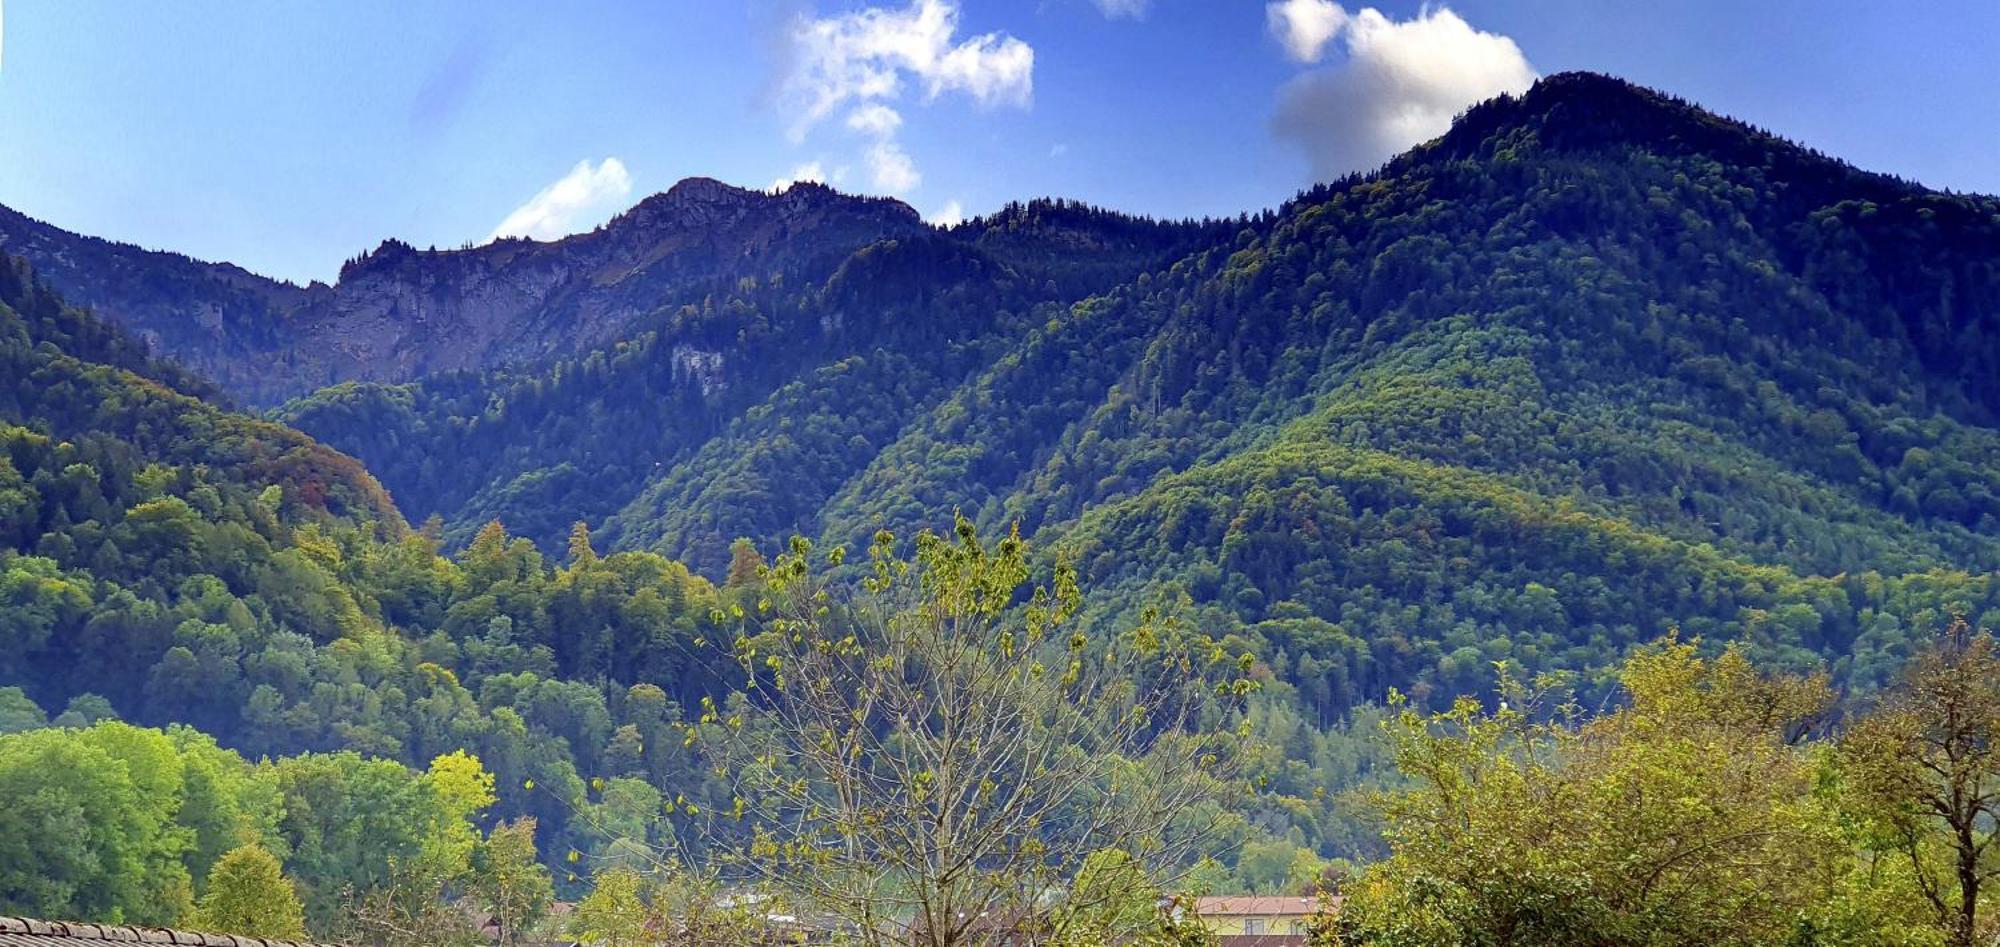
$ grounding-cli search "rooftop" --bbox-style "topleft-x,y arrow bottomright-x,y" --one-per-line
1195,896 -> 1326,917
0,917 -> 342,947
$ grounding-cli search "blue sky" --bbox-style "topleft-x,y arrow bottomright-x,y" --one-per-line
1,0 -> 1996,285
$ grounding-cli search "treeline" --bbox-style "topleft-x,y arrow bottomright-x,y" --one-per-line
13,67 -> 2000,921
279,72 -> 2000,754
0,716 -> 549,943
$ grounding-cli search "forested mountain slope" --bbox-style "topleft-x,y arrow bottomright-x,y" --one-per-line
288,73 -> 2000,721
838,73 -> 2000,715
0,179 -> 939,402
0,254 -> 1374,899
0,254 -> 772,880
278,200 -> 1231,560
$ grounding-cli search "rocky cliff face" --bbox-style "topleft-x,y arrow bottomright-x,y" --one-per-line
0,178 -> 926,403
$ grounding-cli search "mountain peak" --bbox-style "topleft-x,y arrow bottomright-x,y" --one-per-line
1423,71 -> 1732,160
616,176 -> 922,232
1518,70 -> 1657,107
662,175 -> 754,204
1422,70 -> 1876,189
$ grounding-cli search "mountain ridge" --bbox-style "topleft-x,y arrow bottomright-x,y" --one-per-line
0,177 -> 939,402
0,169 -> 1249,405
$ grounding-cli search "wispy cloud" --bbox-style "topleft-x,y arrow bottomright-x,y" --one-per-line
845,103 -> 905,137
785,0 -> 1032,137
1267,0 -> 1348,63
1268,3 -> 1536,179
1091,0 -> 1151,20
865,140 -> 922,194
841,104 -> 920,195
486,157 -> 634,243
770,160 -> 828,193
781,0 -> 1033,199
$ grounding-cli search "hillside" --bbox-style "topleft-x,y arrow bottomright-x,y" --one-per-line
279,74 -> 2000,722
277,198 -> 1231,558
827,73 -> 2000,712
0,254 -> 772,887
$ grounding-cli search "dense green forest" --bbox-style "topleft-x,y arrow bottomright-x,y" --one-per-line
3,71 -> 2000,943
276,200 -> 1231,562
0,251 -> 1358,919
281,73 -> 2000,722
0,254 -> 737,899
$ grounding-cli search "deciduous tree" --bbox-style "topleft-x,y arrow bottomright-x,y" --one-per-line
191,843 -> 307,940
706,520 -> 1255,947
1839,620 -> 2000,947
1331,640 -> 1842,947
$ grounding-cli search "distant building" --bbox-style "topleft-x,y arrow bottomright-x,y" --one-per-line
1194,895 -> 1329,945
0,916 -> 344,947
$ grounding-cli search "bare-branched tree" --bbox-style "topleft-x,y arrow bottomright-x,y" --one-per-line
694,518 -> 1255,947
1840,619 -> 2000,947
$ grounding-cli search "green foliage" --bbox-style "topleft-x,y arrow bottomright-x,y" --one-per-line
0,724 -> 184,924
0,687 -> 47,733
191,843 -> 307,940
274,74 -> 2000,750
468,818 -> 555,947
569,868 -> 650,947
0,719 -> 506,940
567,864 -> 792,947
1059,849 -> 1168,945
706,520 -> 1254,946
1834,622 -> 2000,947
0,259 -> 760,884
276,208 -> 1220,565
1327,638 -> 1966,947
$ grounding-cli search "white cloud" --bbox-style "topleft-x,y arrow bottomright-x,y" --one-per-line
845,103 -> 905,137
866,140 -> 922,194
486,157 -> 634,242
846,103 -> 917,194
1092,0 -> 1151,19
1050,143 -> 1069,158
1270,4 -> 1536,179
786,0 -> 1033,137
928,199 -> 966,227
770,161 -> 827,193
781,0 -> 1033,200
1266,0 -> 1348,63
